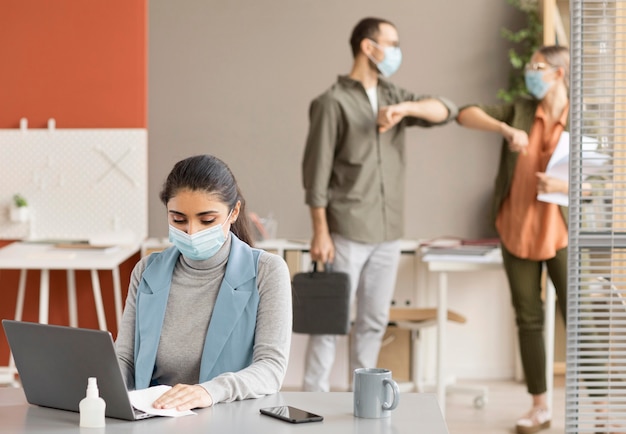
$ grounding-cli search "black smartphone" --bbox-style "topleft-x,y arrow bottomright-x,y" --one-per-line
259,405 -> 324,423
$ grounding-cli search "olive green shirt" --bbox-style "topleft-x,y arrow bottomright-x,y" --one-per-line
302,75 -> 458,244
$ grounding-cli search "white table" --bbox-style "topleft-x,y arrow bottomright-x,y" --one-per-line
420,248 -> 502,416
255,239 -> 494,408
0,388 -> 449,434
255,239 -> 419,258
251,239 -> 557,414
420,247 -> 557,415
255,238 -> 310,258
0,242 -> 140,330
0,242 -> 141,384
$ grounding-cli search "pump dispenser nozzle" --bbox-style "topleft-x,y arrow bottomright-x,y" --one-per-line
86,377 -> 98,397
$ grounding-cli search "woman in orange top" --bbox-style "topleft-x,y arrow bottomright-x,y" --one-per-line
457,45 -> 569,434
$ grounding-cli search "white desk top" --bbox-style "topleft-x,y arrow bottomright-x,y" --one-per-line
255,238 -> 311,251
0,388 -> 449,434
0,242 -> 141,270
254,238 -> 420,253
421,247 -> 503,271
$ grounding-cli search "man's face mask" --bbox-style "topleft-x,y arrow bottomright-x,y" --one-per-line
367,39 -> 402,78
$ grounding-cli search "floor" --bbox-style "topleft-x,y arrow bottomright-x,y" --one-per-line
445,378 -> 565,434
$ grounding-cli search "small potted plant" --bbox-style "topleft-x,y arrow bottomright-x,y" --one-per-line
10,194 -> 30,223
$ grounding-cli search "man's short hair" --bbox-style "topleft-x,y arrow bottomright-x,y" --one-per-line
349,17 -> 395,58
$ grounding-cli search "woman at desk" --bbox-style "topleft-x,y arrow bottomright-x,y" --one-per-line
457,45 -> 569,434
116,154 -> 292,411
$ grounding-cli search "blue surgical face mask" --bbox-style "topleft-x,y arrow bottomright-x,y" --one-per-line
368,40 -> 402,77
524,69 -> 554,99
168,210 -> 232,261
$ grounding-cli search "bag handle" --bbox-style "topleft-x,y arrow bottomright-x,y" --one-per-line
311,261 -> 333,273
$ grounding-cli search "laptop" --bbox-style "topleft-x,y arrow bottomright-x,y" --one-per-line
2,319 -> 153,420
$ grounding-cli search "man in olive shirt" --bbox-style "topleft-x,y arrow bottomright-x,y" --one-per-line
301,17 -> 457,391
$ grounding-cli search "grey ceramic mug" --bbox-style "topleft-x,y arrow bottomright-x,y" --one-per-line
353,368 -> 400,418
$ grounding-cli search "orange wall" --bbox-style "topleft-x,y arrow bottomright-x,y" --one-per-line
0,0 -> 146,365
0,0 -> 146,128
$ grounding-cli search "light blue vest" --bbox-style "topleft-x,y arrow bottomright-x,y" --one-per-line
133,235 -> 261,390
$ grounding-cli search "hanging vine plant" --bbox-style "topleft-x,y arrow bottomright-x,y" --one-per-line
497,0 -> 543,102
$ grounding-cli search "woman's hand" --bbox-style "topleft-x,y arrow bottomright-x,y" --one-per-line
153,384 -> 213,411
536,172 -> 568,195
500,123 -> 529,153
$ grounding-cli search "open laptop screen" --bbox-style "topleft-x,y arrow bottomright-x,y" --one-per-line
2,320 -> 141,420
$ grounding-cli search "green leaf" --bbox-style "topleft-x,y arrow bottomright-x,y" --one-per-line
13,194 -> 28,207
498,0 -> 542,102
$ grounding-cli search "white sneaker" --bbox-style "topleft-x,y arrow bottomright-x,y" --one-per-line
515,407 -> 551,434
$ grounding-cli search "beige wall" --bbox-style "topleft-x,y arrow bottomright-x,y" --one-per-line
148,1 -> 525,240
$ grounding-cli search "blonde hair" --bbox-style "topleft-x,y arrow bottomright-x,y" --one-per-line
538,45 -> 570,89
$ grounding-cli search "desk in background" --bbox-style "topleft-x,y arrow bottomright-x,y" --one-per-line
0,242 -> 141,384
0,388 -> 449,434
256,239 -> 495,408
420,246 -> 557,414
0,242 -> 141,328
254,239 -> 420,391
420,247 -> 503,416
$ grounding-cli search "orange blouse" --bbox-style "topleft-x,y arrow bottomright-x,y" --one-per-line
496,104 -> 569,261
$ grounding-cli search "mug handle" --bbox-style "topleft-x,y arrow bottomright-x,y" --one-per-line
382,378 -> 400,410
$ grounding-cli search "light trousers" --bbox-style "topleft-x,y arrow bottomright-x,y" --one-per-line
303,233 -> 401,392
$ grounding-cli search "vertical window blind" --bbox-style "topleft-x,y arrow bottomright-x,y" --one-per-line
568,1 -> 626,432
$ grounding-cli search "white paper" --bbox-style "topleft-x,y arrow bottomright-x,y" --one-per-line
537,132 -> 609,206
128,385 -> 197,418
537,191 -> 569,206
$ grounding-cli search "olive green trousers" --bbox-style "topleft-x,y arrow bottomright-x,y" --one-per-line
501,245 -> 568,395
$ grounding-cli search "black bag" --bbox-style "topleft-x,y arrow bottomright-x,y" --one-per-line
292,262 -> 351,335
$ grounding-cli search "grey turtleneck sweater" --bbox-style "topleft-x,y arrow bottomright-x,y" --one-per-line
115,235 -> 292,404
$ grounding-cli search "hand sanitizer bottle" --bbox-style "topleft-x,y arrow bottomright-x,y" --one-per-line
79,377 -> 106,427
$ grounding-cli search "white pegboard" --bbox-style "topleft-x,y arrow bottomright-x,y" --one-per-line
0,126 -> 147,241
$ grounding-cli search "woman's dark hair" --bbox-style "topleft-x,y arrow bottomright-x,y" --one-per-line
349,17 -> 395,58
160,154 -> 254,246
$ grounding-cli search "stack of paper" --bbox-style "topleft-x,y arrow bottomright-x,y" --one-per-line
425,245 -> 495,256
537,132 -> 609,206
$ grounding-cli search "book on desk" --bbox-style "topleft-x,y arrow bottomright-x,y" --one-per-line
424,245 -> 495,256
20,239 -> 121,254
421,237 -> 501,263
53,241 -> 120,254
421,237 -> 499,255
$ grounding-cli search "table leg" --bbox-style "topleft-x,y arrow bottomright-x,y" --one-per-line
411,328 -> 421,392
90,269 -> 107,331
437,271 -> 448,416
39,269 -> 50,324
112,266 -> 123,329
14,269 -> 27,321
66,270 -> 78,327
8,269 -> 28,376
